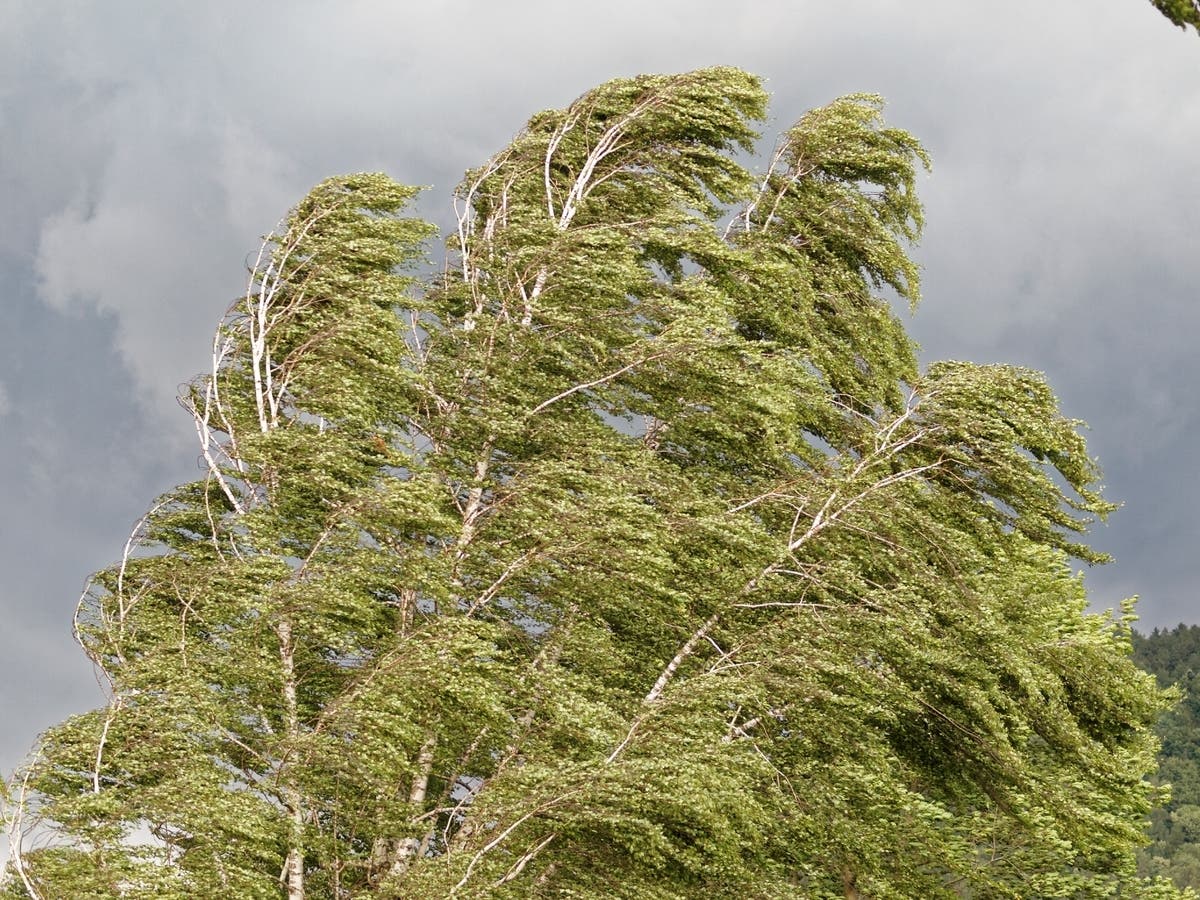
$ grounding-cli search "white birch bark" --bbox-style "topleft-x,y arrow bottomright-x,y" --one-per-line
277,619 -> 306,900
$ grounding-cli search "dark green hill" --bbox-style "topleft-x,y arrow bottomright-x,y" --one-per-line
1134,624 -> 1200,888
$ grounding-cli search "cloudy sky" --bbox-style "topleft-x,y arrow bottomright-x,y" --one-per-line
2,0 -> 1198,778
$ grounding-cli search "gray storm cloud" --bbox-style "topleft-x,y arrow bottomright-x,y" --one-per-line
2,0 -> 1199,794
32,109 -> 302,419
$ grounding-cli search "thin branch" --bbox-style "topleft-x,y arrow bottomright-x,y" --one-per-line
91,697 -> 122,795
5,755 -> 44,900
185,381 -> 244,515
467,548 -> 539,615
450,795 -> 572,896
494,831 -> 558,887
557,95 -> 659,231
543,113 -> 579,221
529,351 -> 670,416
725,136 -> 793,239
606,611 -> 721,765
785,459 -> 944,555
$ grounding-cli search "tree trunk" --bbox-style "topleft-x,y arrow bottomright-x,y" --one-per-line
278,619 -> 305,900
370,733 -> 438,882
389,733 -> 437,876
842,865 -> 861,900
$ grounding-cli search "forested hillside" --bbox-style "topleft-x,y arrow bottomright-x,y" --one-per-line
1136,625 -> 1200,889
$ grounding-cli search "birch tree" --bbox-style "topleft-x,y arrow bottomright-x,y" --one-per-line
3,68 -> 1188,899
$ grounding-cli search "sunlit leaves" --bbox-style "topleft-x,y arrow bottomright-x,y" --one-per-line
3,68 -> 1184,899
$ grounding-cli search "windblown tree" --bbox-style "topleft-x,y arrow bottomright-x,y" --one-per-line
3,68 -> 1188,899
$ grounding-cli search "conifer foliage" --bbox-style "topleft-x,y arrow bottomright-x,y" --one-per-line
3,68 -> 1186,898
1134,625 -> 1200,890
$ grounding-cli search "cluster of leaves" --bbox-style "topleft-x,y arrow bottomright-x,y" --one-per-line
1,68 -> 1188,898
1134,625 -> 1200,889
1149,0 -> 1200,33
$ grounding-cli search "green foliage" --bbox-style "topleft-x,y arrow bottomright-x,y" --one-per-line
2,68 -> 1185,898
1134,625 -> 1200,890
1149,0 -> 1200,33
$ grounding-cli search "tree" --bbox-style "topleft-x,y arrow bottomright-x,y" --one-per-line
1149,0 -> 1200,33
2,67 -> 1188,898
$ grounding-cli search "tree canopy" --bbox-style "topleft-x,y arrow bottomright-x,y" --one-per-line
2,67 -> 1187,899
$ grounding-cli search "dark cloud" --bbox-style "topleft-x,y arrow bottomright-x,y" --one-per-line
0,274 -> 182,770
3,0 -> 1198,788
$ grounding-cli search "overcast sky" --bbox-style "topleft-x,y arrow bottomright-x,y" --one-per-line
2,0 -> 1198,779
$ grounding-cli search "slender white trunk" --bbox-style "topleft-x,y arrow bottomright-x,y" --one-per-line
371,733 -> 438,881
277,619 -> 305,900
373,441 -> 490,882
388,734 -> 437,876
455,450 -> 491,560
284,840 -> 305,900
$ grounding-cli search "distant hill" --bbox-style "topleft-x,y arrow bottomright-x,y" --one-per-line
1133,624 -> 1200,888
